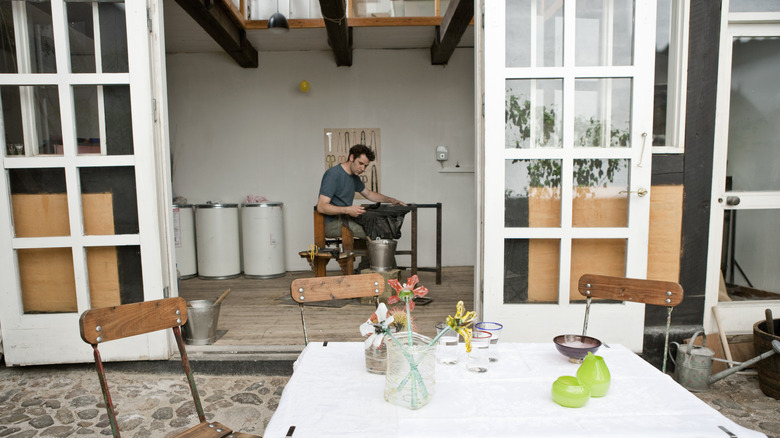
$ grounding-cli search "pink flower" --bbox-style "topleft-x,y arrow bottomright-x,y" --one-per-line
387,275 -> 428,311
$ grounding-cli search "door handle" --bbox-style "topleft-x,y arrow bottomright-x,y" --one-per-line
718,196 -> 741,206
618,188 -> 648,197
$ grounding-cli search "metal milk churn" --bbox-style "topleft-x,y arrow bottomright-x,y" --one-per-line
669,331 -> 715,391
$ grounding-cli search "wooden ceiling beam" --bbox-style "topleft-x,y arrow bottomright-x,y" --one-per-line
430,0 -> 473,65
174,0 -> 258,68
319,0 -> 352,66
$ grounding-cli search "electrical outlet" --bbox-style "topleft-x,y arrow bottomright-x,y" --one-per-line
436,146 -> 448,162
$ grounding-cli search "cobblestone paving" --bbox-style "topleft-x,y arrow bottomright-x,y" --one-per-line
693,373 -> 780,438
1,364 -> 778,437
0,365 -> 287,437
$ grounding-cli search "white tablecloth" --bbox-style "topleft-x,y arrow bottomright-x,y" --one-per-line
264,342 -> 765,438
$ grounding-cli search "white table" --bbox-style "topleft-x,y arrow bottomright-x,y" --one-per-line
265,342 -> 766,438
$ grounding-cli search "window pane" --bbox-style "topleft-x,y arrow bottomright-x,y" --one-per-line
506,0 -> 564,68
104,85 -> 133,155
575,0 -> 634,66
19,248 -> 77,314
729,0 -> 780,12
653,0 -> 672,146
26,1 -> 57,73
34,85 -> 64,155
722,210 -> 780,297
574,78 -> 632,148
506,79 -> 563,149
572,159 -> 630,228
726,37 -> 780,191
506,159 -> 562,227
68,2 -> 96,73
73,85 -> 100,154
9,168 -> 69,237
87,245 -> 143,308
504,239 -> 560,303
570,239 -> 626,302
1,86 -> 24,155
0,2 -> 18,73
80,167 -> 139,235
99,3 -> 128,73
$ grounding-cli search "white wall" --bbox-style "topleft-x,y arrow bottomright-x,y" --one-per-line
165,48 -> 476,272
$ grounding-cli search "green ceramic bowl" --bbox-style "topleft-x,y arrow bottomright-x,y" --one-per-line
551,375 -> 591,408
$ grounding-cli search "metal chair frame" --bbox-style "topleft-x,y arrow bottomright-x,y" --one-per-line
578,274 -> 684,373
78,297 -> 259,438
290,273 -> 383,345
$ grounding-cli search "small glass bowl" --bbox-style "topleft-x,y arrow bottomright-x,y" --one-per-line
551,375 -> 591,408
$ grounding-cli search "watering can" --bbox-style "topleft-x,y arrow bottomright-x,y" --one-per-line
669,331 -> 780,391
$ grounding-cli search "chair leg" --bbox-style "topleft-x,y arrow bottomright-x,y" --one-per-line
582,297 -> 592,337
299,304 -> 309,345
662,307 -> 673,374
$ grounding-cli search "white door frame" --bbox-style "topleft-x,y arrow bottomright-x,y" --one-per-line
482,0 -> 657,351
704,6 -> 780,335
0,0 -> 174,365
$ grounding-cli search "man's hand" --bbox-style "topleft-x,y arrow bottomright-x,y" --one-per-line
345,205 -> 365,217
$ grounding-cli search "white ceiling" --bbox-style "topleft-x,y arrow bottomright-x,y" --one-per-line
162,0 -> 474,55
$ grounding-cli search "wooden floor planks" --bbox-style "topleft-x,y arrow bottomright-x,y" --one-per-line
179,266 -> 475,347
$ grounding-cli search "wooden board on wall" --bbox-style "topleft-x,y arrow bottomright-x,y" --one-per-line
13,193 -> 121,313
527,185 -> 684,302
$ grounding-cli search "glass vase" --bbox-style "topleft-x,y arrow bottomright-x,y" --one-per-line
365,340 -> 388,374
576,351 -> 611,397
384,332 -> 436,410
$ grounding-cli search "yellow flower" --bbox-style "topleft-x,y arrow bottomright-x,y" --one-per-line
446,300 -> 476,352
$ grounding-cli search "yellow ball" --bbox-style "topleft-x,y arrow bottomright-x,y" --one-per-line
299,80 -> 310,92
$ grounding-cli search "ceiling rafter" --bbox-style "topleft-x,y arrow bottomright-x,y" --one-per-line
430,0 -> 474,65
318,0 -> 353,66
174,0 -> 258,68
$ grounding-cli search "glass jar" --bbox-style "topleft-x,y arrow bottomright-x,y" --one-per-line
384,332 -> 436,409
365,340 -> 388,375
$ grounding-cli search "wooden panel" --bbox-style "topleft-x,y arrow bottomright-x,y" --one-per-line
82,193 -> 115,235
19,248 -> 78,313
570,240 -> 627,301
86,247 -> 121,309
528,185 -> 683,302
15,193 -> 120,312
578,274 -> 683,307
291,273 -> 384,303
79,297 -> 188,344
12,194 -> 70,237
647,185 -> 683,282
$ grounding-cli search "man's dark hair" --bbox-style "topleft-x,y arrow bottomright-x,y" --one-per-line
349,144 -> 375,162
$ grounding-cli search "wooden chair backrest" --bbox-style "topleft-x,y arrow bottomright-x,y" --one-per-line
291,273 -> 384,303
80,297 -> 188,344
577,274 -> 683,307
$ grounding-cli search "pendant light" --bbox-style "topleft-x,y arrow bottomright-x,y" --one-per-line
268,0 -> 290,34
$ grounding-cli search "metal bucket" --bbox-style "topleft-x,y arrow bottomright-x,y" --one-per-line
182,300 -> 221,345
754,318 -> 780,399
367,239 -> 397,272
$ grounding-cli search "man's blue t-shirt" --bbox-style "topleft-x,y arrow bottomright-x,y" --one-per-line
319,165 -> 365,223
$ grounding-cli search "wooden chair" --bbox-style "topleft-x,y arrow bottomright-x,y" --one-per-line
291,273 -> 384,345
298,207 -> 365,277
577,274 -> 684,373
79,298 -> 260,438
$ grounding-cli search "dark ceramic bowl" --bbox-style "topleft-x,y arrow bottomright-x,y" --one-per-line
553,334 -> 602,362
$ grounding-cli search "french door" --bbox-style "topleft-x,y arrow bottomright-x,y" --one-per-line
0,0 -> 173,365
482,0 -> 657,351
705,5 -> 780,333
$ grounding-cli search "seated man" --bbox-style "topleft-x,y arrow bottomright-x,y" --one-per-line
317,144 -> 406,239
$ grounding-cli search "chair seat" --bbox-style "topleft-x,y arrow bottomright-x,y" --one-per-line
174,420 -> 262,438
